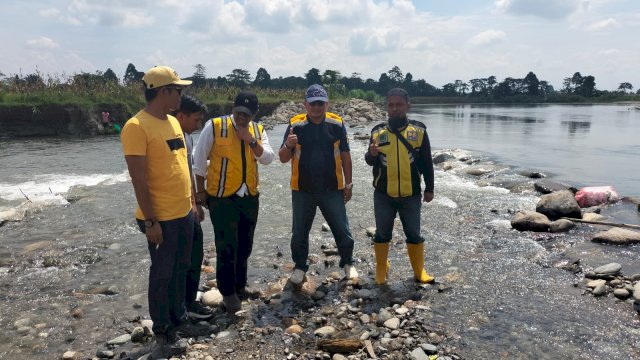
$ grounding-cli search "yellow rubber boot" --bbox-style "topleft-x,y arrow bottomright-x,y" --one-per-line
406,243 -> 435,283
374,243 -> 390,285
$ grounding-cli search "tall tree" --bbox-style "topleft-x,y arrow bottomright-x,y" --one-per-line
226,68 -> 252,87
387,66 -> 404,83
617,82 -> 633,93
340,72 -> 364,90
322,69 -> 341,85
579,75 -> 596,97
124,63 -> 143,85
103,68 -> 119,83
192,64 -> 207,87
377,73 -> 394,94
524,71 -> 540,96
305,68 -> 323,86
254,67 -> 271,88
442,83 -> 457,96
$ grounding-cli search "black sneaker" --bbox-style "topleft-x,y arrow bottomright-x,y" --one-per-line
222,294 -> 242,314
147,331 -> 189,360
148,333 -> 170,360
174,321 -> 211,338
236,285 -> 261,300
186,302 -> 214,320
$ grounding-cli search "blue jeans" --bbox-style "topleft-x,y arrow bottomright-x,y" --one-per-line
291,190 -> 354,271
137,212 -> 194,335
373,190 -> 424,244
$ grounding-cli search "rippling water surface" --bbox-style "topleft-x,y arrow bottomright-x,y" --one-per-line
0,104 -> 639,359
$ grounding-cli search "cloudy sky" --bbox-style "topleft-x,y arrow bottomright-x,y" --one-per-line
2,0 -> 638,91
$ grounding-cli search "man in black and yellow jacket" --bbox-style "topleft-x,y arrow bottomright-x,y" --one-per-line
193,91 -> 274,313
365,88 -> 435,285
278,84 -> 357,285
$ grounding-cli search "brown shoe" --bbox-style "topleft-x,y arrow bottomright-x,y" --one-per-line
222,294 -> 241,314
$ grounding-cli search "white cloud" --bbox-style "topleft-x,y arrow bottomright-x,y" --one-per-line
587,18 -> 619,30
348,28 -> 400,55
2,0 -> 639,91
468,30 -> 507,46
495,0 -> 585,19
27,37 -> 59,49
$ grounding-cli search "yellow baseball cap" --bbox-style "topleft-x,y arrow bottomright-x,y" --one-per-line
142,66 -> 192,89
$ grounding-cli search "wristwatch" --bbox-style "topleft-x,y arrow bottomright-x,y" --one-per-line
249,139 -> 258,148
144,219 -> 156,228
345,183 -> 353,190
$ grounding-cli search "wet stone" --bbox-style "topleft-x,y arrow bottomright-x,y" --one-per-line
130,327 -> 145,342
383,318 -> 400,330
420,343 -> 438,355
314,326 -> 336,336
586,279 -> 606,288
593,263 -> 622,275
613,289 -> 630,299
410,347 -> 429,360
592,284 -> 608,296
96,349 -> 114,358
107,334 -> 130,346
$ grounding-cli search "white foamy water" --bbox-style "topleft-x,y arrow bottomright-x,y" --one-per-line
0,171 -> 129,203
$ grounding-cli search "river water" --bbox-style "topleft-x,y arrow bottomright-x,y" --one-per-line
0,104 -> 639,359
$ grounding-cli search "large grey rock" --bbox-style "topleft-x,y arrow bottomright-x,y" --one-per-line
592,228 -> 640,245
549,219 -> 576,233
593,263 -> 621,275
536,190 -> 582,220
510,211 -> 550,232
633,282 -> 640,302
432,152 -> 455,164
464,164 -> 505,176
534,180 -> 574,194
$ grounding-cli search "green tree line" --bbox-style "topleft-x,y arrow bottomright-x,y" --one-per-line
1,63 -> 638,107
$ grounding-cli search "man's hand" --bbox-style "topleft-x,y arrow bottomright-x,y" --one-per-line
285,127 -> 298,149
423,191 -> 434,203
236,126 -> 254,143
343,186 -> 352,203
368,138 -> 379,157
195,204 -> 205,222
146,223 -> 163,245
195,191 -> 208,209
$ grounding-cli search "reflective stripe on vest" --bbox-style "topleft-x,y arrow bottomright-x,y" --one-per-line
206,116 -> 262,198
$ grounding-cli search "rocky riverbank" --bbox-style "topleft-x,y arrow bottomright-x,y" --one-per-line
53,146 -> 640,360
0,99 -> 378,137
260,99 -> 387,130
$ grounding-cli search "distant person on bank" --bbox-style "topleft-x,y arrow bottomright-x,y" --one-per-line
193,91 -> 274,314
121,66 -> 207,359
278,84 -> 358,286
173,94 -> 215,320
365,87 -> 435,285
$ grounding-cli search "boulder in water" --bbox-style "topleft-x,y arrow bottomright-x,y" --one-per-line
591,228 -> 640,245
536,190 -> 581,220
511,211 -> 550,232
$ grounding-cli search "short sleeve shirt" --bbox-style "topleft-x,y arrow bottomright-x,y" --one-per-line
121,110 -> 191,221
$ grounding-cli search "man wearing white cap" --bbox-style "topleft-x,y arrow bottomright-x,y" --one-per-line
278,84 -> 358,286
121,66 -> 206,358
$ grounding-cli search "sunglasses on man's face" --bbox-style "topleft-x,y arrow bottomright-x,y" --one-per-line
309,101 -> 326,107
165,86 -> 183,95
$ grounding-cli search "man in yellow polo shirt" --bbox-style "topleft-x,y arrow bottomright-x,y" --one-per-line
121,66 -> 204,359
